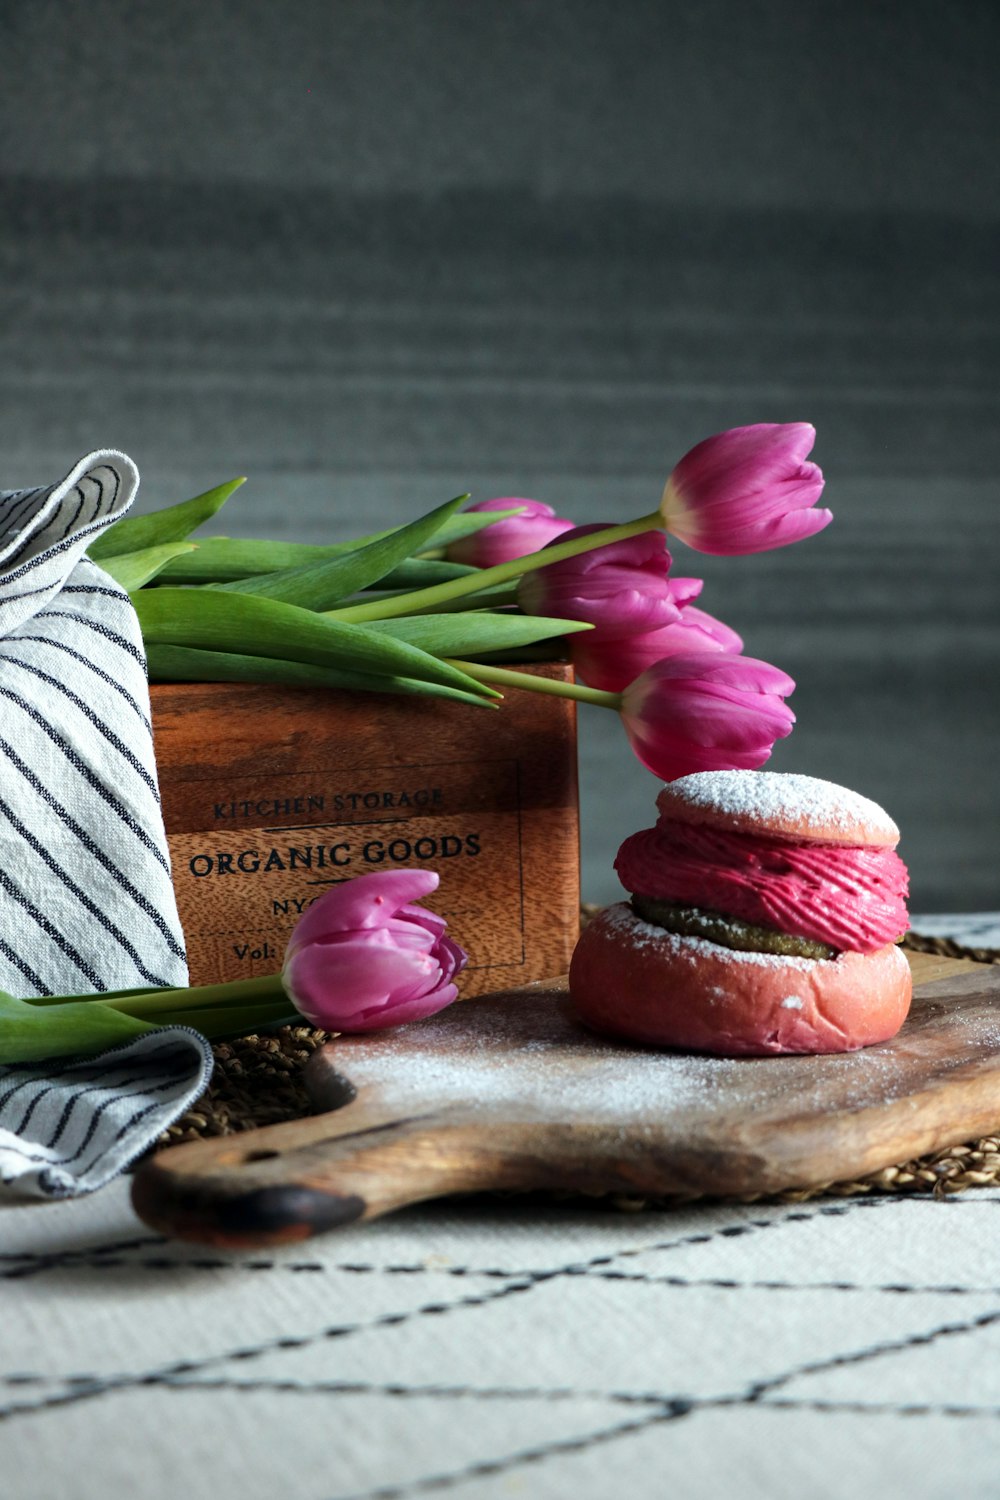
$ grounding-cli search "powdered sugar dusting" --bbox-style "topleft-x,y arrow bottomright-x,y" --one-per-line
656,770 -> 899,845
324,994 -> 727,1120
313,973 -> 1000,1130
305,953 -> 1000,1155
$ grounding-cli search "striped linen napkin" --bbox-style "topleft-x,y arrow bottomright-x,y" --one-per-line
0,451 -> 208,1199
0,1028 -> 212,1197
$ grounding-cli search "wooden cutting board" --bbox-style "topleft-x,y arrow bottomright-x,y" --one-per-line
131,951 -> 1000,1247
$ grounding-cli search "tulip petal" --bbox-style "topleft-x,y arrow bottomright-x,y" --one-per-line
572,605 -> 745,692
393,903 -> 450,942
285,869 -> 441,955
666,576 -> 704,606
714,503 -> 834,555
682,606 -> 744,653
629,652 -> 793,697
284,937 -> 444,1028
348,983 -> 461,1030
431,933 -> 467,987
671,423 -> 817,501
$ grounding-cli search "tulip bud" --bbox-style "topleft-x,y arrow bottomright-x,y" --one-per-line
445,498 -> 575,568
282,869 -> 466,1031
659,423 -> 832,556
572,603 -> 743,692
618,652 -> 795,782
517,525 -> 680,638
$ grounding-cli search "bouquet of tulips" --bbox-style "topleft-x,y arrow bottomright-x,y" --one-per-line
6,423 -> 832,1061
90,422 -> 830,783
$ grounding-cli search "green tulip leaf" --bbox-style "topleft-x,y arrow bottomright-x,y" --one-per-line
145,644 -> 495,706
211,495 -> 470,609
153,536 -> 354,584
87,478 -> 246,560
94,542 -> 197,593
0,991 -> 157,1064
133,588 -> 497,699
140,1000 -> 298,1041
359,558 -> 478,590
368,613 -> 590,657
151,506 -> 524,584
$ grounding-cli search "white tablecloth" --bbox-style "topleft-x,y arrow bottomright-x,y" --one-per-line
3,1175 -> 1000,1499
3,916 -> 999,1500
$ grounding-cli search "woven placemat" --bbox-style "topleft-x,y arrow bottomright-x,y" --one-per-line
155,929 -> 1000,1203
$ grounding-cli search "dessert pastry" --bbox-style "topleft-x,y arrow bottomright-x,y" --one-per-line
569,770 -> 912,1055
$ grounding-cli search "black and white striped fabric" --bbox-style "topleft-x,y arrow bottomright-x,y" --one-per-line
0,451 -> 204,1198
0,1028 -> 212,1197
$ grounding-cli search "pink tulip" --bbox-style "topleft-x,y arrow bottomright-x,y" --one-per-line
445,498 -> 575,567
282,869 -> 466,1031
659,423 -> 832,555
618,653 -> 795,782
517,525 -> 680,637
572,603 -> 744,691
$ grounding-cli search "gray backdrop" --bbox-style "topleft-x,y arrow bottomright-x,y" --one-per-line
2,0 -> 997,913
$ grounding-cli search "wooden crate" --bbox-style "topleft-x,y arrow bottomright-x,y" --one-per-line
150,664 -> 579,994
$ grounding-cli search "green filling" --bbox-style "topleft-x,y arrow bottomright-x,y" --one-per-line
629,896 -> 838,961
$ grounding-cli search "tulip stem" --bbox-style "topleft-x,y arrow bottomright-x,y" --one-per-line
368,583 -> 522,616
327,512 -> 664,624
112,976 -> 287,1017
443,659 -> 622,711
28,972 -> 287,1015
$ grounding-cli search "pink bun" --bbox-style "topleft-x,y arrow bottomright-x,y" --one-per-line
654,770 -> 900,847
568,903 -> 913,1057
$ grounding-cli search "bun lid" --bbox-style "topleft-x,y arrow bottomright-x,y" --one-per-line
655,770 -> 900,847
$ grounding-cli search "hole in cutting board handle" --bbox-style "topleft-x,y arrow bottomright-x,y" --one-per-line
242,1149 -> 281,1163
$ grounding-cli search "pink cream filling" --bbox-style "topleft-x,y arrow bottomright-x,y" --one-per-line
614,820 -> 910,953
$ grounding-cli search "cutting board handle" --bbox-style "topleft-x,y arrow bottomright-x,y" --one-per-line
131,1105 -> 537,1248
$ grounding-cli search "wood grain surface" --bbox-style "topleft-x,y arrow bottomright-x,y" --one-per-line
150,671 -> 579,993
131,951 -> 1000,1246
